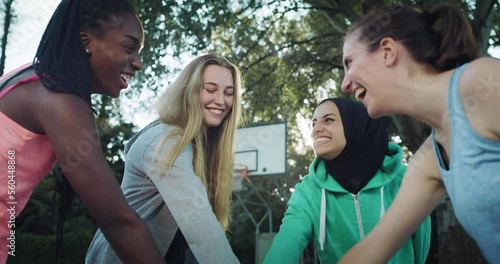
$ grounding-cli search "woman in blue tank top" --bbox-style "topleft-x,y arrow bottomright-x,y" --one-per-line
338,4 -> 500,263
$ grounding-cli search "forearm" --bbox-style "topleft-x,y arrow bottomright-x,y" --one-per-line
77,173 -> 165,263
263,205 -> 312,264
153,171 -> 237,262
43,100 -> 165,262
144,138 -> 238,262
99,214 -> 165,264
263,232 -> 305,264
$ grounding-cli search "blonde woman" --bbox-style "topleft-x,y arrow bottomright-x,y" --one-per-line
86,54 -> 242,264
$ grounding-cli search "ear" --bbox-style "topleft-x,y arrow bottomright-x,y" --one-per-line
379,37 -> 398,67
80,31 -> 92,53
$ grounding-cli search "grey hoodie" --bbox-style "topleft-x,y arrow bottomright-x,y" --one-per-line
85,121 -> 239,264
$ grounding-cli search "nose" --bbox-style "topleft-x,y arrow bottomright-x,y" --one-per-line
341,76 -> 352,93
214,90 -> 224,106
311,123 -> 323,137
132,54 -> 143,71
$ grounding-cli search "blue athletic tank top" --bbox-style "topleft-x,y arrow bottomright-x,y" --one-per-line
432,63 -> 500,262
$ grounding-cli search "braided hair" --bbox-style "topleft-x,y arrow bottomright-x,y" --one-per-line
34,0 -> 136,106
32,1 -> 137,260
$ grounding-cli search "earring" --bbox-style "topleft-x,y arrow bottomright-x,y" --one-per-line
85,49 -> 90,54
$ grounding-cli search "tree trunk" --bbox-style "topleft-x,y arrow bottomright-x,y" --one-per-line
0,0 -> 15,76
471,0 -> 496,54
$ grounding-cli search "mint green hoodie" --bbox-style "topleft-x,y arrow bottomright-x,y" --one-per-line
264,143 -> 430,263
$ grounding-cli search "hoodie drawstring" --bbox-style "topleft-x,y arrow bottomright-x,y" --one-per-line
319,188 -> 326,251
318,186 -> 385,252
380,186 -> 385,218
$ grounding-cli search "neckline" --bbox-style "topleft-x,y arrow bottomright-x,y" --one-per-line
434,63 -> 470,172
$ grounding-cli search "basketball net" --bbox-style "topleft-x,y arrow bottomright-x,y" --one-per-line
232,164 -> 248,192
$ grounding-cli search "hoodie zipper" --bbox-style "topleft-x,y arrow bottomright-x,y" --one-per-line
352,194 -> 365,239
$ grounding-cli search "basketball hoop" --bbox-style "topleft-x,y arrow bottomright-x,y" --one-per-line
232,164 -> 248,192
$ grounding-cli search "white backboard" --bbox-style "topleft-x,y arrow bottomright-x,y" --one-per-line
234,122 -> 287,176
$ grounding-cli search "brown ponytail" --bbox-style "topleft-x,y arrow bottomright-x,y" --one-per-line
347,4 -> 480,71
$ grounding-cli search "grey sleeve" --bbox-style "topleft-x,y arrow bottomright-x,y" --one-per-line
143,134 -> 240,264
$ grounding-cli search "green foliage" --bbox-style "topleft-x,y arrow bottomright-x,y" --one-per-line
11,173 -> 96,264
6,0 -> 499,262
7,228 -> 95,264
128,0 -> 498,262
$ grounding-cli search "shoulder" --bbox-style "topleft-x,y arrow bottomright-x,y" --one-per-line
30,81 -> 94,124
460,57 -> 500,88
381,142 -> 406,176
33,88 -> 96,139
296,169 -> 323,191
459,57 -> 500,138
288,175 -> 320,206
130,122 -> 169,147
126,122 -> 187,165
128,122 -> 181,153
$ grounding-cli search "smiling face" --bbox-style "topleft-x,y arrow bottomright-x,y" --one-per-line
200,65 -> 234,127
83,13 -> 144,97
311,101 -> 347,160
341,33 -> 388,117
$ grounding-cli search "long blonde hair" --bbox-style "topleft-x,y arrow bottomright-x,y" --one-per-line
155,54 -> 242,230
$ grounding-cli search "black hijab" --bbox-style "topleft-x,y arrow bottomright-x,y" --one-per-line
319,98 -> 388,194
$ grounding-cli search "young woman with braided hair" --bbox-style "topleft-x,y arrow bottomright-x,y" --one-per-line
0,0 -> 165,262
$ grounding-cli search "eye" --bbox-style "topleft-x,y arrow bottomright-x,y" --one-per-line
325,117 -> 335,122
224,89 -> 234,96
124,45 -> 134,54
204,87 -> 217,93
344,59 -> 351,69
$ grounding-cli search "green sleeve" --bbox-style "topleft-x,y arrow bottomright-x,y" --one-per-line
263,187 -> 314,264
412,214 -> 431,264
396,162 -> 431,264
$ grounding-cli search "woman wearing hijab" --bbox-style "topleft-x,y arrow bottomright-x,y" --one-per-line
263,98 -> 431,264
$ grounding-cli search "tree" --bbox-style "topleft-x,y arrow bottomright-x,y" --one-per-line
6,0 -> 498,262
128,0 -> 498,262
0,0 -> 15,75
304,1 -> 496,262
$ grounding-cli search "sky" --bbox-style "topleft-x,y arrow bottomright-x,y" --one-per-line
3,0 -> 500,134
3,0 -> 61,73
5,0 -> 500,71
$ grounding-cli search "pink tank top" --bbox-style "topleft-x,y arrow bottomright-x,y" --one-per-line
0,64 -> 56,263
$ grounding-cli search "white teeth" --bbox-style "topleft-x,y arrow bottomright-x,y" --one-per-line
209,109 -> 223,115
314,137 -> 329,144
355,88 -> 366,100
120,74 -> 132,82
